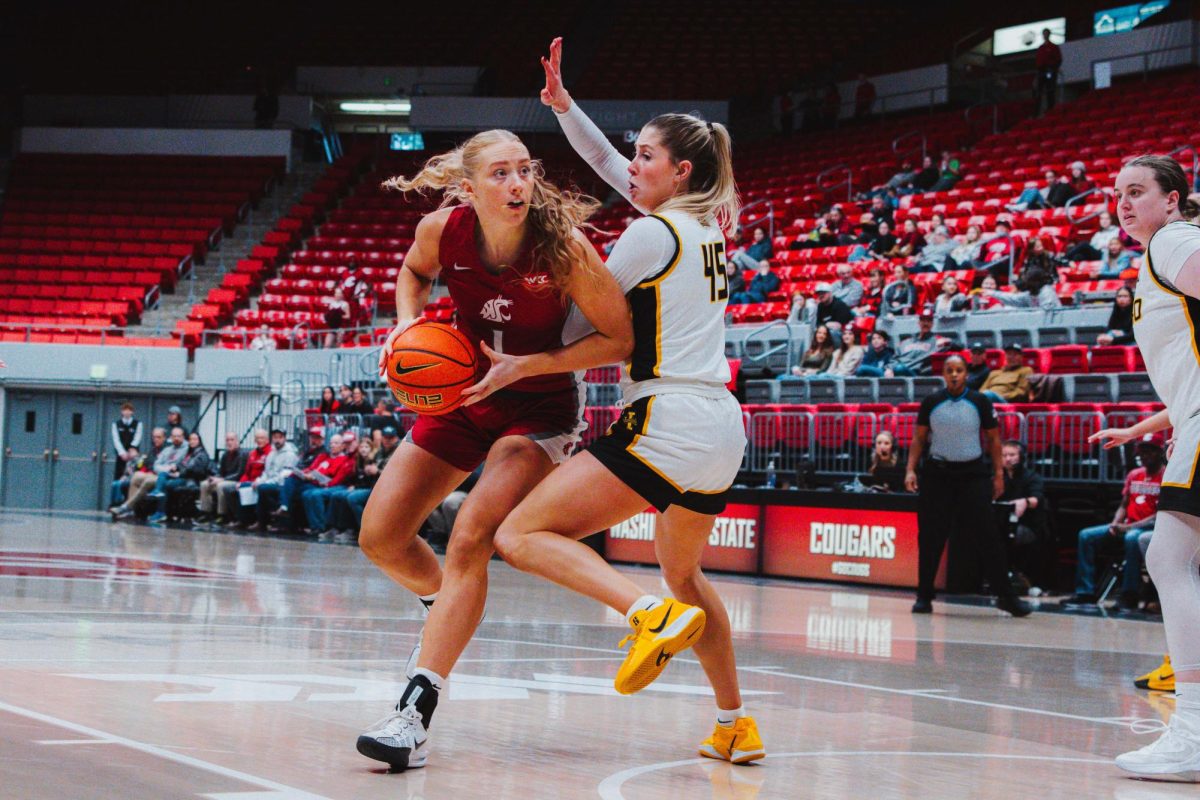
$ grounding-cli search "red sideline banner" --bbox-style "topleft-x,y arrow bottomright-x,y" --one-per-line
762,505 -> 944,589
605,504 -> 760,574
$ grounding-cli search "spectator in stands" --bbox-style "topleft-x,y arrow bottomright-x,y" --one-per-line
109,428 -> 163,512
162,406 -> 185,436
110,426 -> 186,520
151,431 -> 211,523
911,155 -> 939,193
874,162 -> 915,197
1097,286 -> 1136,346
726,254 -> 746,297
930,151 -> 961,192
854,74 -> 876,119
791,325 -> 834,377
302,434 -> 368,537
856,330 -> 898,377
970,274 -> 1005,311
816,207 -> 852,246
798,282 -> 854,333
1066,211 -> 1120,261
341,386 -> 373,417
892,312 -> 946,375
828,326 -> 865,377
368,398 -> 402,447
868,196 -> 894,228
930,212 -> 953,235
249,325 -> 276,351
980,344 -> 1033,403
992,263 -> 1062,310
910,227 -> 958,273
976,220 -> 1015,281
1100,237 -> 1136,278
933,275 -> 968,315
730,260 -> 781,305
831,264 -> 864,308
325,424 -> 402,545
1034,28 -> 1062,115
1063,434 -> 1165,609
246,429 -> 305,532
1068,161 -> 1095,196
887,218 -> 926,260
220,429 -> 270,527
318,386 -> 340,416
109,446 -> 140,508
864,431 -> 905,492
950,224 -> 985,267
323,288 -> 353,348
111,402 -> 144,482
1021,237 -> 1061,282
966,343 -> 991,390
882,264 -> 916,316
1008,170 -> 1058,212
254,79 -> 280,129
729,227 -> 773,273
195,432 -> 247,525
340,259 -> 374,327
854,268 -> 886,317
268,431 -> 353,534
849,220 -> 895,262
998,440 -> 1050,593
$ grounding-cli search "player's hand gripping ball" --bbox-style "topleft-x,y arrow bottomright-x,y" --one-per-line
385,323 -> 478,415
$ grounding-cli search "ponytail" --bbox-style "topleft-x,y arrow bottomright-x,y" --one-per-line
644,114 -> 740,234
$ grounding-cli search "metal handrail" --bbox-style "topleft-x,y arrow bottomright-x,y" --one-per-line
816,164 -> 852,203
1089,43 -> 1196,87
891,131 -> 927,166
740,319 -> 794,368
1168,144 -> 1200,192
241,394 -> 281,444
1064,187 -> 1113,228
740,198 -> 776,240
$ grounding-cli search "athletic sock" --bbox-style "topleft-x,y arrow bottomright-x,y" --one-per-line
418,592 -> 437,613
625,594 -> 663,625
399,671 -> 441,729
717,706 -> 746,728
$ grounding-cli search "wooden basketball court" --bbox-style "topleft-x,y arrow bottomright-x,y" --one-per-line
0,508 -> 1191,799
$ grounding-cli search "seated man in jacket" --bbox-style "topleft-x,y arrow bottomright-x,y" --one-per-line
196,432 -> 248,525
854,330 -> 898,377
729,261 -> 781,305
152,432 -> 211,523
980,344 -> 1033,403
268,432 -> 354,533
247,429 -> 302,531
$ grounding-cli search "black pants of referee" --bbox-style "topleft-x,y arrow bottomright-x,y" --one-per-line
917,459 -> 1014,602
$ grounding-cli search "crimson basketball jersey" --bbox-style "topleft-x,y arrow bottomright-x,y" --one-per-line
437,204 -> 574,392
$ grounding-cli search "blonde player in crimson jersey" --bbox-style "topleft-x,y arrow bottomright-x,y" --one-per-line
354,130 -> 633,772
481,38 -> 765,764
1092,155 -> 1200,781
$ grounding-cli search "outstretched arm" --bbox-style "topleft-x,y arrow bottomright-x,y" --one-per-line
540,37 -> 634,206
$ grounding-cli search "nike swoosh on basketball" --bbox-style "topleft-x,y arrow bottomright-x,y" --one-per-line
393,362 -> 437,376
452,263 -> 471,271
648,604 -> 674,634
655,649 -> 672,667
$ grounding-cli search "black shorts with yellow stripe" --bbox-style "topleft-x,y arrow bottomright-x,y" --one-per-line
586,396 -> 731,515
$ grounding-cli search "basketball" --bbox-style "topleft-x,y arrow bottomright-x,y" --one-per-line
385,322 -> 478,415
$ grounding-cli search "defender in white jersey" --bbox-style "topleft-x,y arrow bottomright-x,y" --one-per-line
1092,155 -> 1200,781
491,38 -> 764,764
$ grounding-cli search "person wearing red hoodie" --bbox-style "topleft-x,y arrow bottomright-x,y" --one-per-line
270,432 -> 356,533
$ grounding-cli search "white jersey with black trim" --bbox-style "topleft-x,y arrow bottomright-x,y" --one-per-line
1134,219 -> 1200,425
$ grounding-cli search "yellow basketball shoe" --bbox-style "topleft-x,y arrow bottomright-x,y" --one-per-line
614,598 -> 706,695
1135,655 -> 1175,692
699,717 -> 766,764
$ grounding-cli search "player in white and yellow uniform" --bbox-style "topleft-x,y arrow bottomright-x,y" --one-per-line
1093,155 -> 1200,781
484,38 -> 763,763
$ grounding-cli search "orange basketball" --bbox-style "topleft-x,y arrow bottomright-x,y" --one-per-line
385,322 -> 478,416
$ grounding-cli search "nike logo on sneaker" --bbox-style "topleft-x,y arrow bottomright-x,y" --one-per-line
392,362 -> 437,376
656,649 -> 672,667
648,604 -> 673,634
452,263 -> 471,271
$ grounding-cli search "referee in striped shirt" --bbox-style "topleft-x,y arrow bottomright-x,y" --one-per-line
905,355 -> 1033,617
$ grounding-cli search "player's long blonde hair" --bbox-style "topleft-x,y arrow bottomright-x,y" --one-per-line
382,129 -> 600,291
644,114 -> 740,234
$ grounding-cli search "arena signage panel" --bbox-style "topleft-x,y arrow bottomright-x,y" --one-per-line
605,504 -> 760,573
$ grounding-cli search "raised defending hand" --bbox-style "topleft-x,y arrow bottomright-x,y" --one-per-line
1088,426 -> 1137,450
540,37 -> 571,113
377,316 -> 427,376
461,341 -> 530,406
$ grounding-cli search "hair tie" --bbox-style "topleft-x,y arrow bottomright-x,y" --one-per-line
706,121 -> 715,134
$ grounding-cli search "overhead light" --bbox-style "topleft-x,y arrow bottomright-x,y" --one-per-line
339,100 -> 412,115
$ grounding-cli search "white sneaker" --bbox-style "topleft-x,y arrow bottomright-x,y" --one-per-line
356,704 -> 429,771
1115,712 -> 1200,781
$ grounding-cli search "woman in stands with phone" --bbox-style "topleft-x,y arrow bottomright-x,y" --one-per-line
491,37 -> 765,765
353,128 -> 633,771
1091,155 -> 1200,781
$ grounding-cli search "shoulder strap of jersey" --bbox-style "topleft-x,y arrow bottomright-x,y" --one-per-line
637,214 -> 683,287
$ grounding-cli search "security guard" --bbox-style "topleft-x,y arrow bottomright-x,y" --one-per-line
905,355 -> 1032,617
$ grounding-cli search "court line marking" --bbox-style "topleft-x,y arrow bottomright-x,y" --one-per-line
596,751 -> 1113,800
0,656 -> 628,664
743,667 -> 1128,725
36,738 -> 115,745
0,700 -> 332,800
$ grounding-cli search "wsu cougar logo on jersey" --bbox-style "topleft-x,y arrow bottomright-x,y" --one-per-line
480,295 -> 514,323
